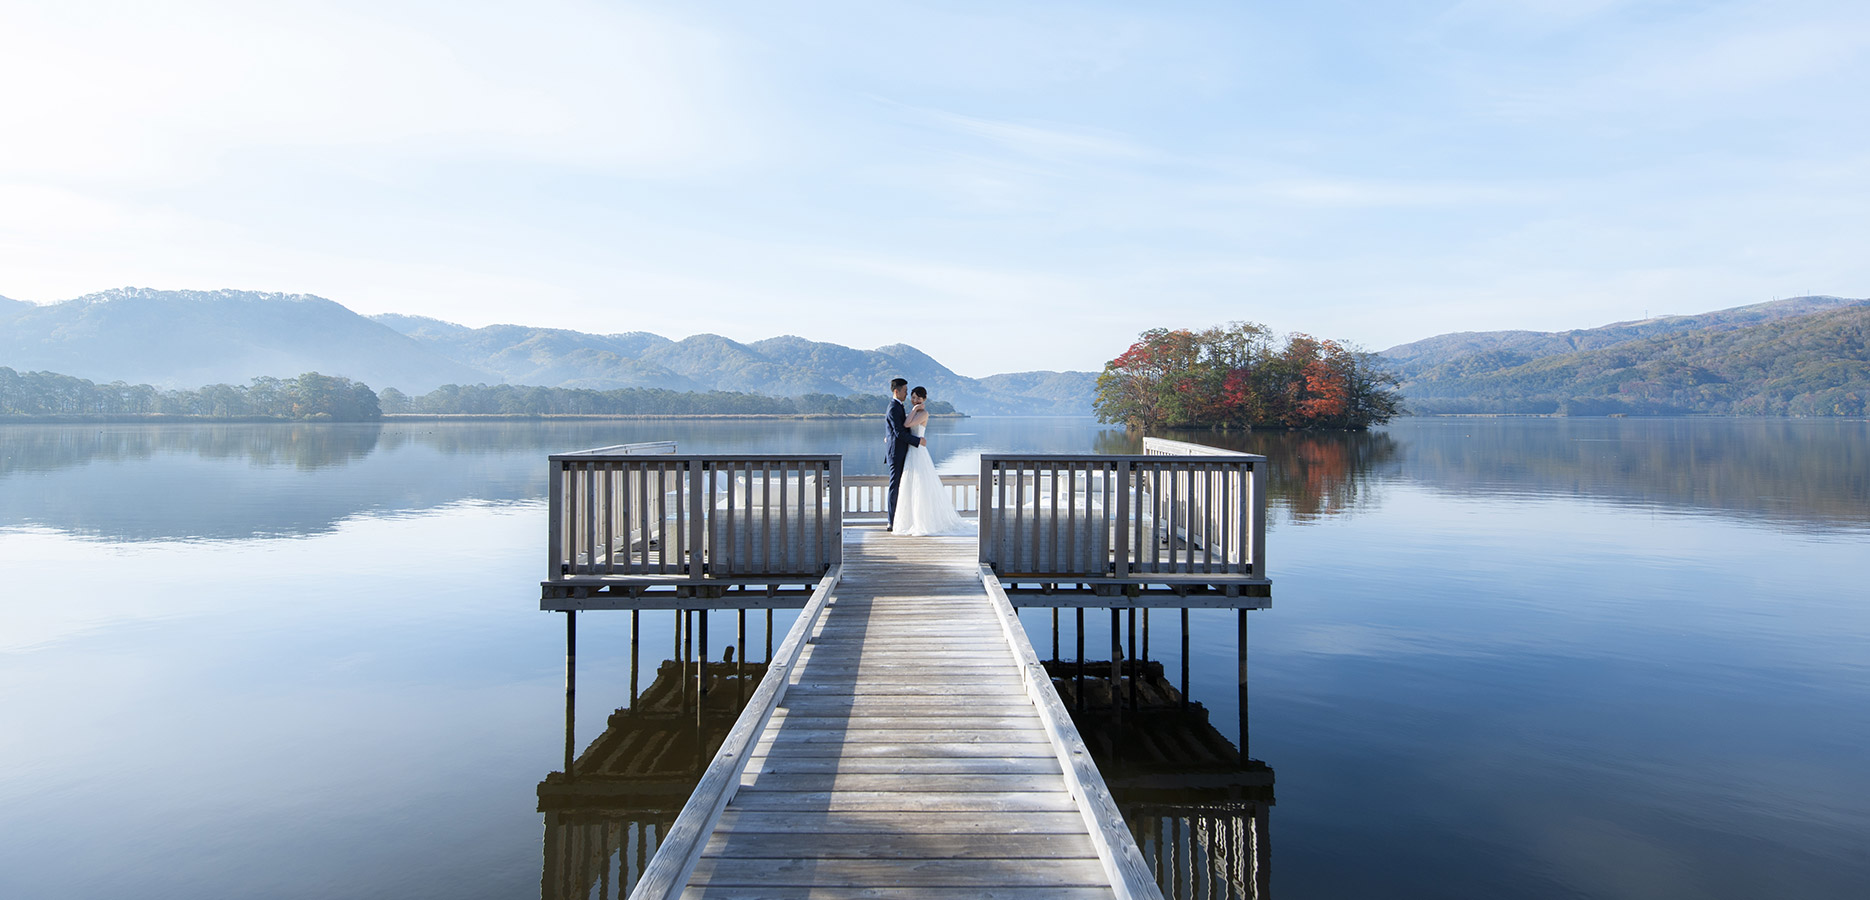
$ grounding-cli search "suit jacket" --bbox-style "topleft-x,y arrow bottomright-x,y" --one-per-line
885,397 -> 923,468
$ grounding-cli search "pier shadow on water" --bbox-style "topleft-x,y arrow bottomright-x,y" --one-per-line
538,605 -> 1273,899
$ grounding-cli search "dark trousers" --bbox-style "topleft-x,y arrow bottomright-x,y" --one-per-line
886,450 -> 908,527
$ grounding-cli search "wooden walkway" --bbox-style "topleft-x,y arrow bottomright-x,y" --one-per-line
670,527 -> 1151,899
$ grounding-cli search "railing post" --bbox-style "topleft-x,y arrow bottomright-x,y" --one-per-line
1114,461 -> 1131,578
827,457 -> 843,569
689,460 -> 706,582
547,460 -> 564,581
978,456 -> 994,568
1249,461 -> 1267,580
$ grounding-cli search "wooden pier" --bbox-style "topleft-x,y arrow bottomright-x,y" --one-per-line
694,529 -> 1148,898
540,441 -> 1273,900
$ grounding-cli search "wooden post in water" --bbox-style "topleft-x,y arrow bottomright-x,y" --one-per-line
563,610 -> 576,776
1075,608 -> 1085,710
1180,609 -> 1190,711
1128,608 -> 1139,711
1238,609 -> 1249,763
699,610 -> 709,699
629,610 -> 640,707
1110,609 -> 1122,711
736,610 -> 747,704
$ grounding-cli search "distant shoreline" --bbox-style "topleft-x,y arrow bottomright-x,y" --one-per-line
0,412 -> 971,424
381,413 -> 970,421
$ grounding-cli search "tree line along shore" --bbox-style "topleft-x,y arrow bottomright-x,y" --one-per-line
0,367 -> 960,422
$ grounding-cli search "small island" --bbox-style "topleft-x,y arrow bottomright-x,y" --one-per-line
1094,322 -> 1402,431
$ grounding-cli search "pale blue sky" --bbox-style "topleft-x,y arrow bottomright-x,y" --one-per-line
2,1 -> 1865,374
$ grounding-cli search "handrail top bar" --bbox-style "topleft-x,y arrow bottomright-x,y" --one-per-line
556,441 -> 678,457
980,452 -> 1268,464
549,452 -> 845,463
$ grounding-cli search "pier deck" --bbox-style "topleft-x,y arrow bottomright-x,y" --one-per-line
651,527 -> 1154,899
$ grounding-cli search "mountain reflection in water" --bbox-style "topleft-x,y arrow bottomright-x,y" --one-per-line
3,418 -> 1863,542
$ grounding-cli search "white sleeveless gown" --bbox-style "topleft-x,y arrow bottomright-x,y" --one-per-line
894,423 -> 970,536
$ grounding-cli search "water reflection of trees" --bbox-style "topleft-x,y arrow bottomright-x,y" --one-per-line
0,423 -> 381,476
1095,427 -> 1401,522
1393,418 -> 1870,531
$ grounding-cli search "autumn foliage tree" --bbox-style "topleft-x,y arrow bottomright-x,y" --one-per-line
1094,322 -> 1401,430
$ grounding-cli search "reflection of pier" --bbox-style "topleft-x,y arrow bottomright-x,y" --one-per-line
1046,659 -> 1275,900
538,659 -> 764,900
539,437 -> 1273,899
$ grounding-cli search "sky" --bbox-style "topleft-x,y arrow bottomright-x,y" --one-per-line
1,0 -> 1866,376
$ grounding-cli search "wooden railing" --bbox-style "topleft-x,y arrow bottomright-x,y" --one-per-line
841,473 -> 980,520
546,453 -> 842,589
979,452 -> 1268,589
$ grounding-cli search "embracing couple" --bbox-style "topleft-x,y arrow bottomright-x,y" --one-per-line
883,377 -> 968,536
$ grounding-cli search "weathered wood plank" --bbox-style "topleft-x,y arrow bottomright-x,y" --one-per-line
777,699 -> 1034,711
749,741 -> 1060,759
742,756 -> 1062,776
766,715 -> 1041,730
784,680 -> 1026,692
713,809 -> 1091,835
687,857 -> 1108,888
760,728 -> 1050,745
683,886 -> 1114,900
701,832 -> 1099,860
739,772 -> 1074,793
727,790 -> 1079,813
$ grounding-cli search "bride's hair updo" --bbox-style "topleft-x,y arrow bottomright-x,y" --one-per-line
911,386 -> 927,401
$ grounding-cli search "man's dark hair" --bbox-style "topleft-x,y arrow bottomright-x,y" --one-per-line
890,378 -> 909,391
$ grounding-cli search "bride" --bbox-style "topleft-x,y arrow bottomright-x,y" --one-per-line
893,386 -> 970,536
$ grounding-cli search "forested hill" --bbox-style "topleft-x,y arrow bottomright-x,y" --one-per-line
1389,298 -> 1870,416
0,288 -> 1095,414
370,315 -> 1095,414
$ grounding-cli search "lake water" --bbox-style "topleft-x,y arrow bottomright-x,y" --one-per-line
1,417 -> 1865,898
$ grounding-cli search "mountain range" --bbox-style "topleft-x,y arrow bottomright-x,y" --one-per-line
6,287 -> 1865,418
0,288 -> 1097,415
1380,295 -> 1870,416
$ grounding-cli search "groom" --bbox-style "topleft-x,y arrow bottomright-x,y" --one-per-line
883,377 -> 926,532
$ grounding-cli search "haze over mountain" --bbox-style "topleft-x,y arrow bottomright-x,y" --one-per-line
0,288 -> 1097,414
371,315 -> 1094,414
1380,296 -> 1870,416
0,288 -> 485,392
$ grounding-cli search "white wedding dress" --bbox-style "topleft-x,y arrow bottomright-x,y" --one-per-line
894,423 -> 970,536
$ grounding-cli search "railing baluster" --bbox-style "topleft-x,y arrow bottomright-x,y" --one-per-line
584,461 -> 597,575
760,462 -> 772,574
1048,464 -> 1059,574
1013,464 -> 1025,572
1067,463 -> 1078,575
600,465 -> 613,575
725,461 -> 738,577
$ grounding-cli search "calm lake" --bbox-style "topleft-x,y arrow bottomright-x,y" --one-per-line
2,416 -> 1866,898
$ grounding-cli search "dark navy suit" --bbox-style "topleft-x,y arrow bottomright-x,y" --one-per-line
884,397 -> 924,529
